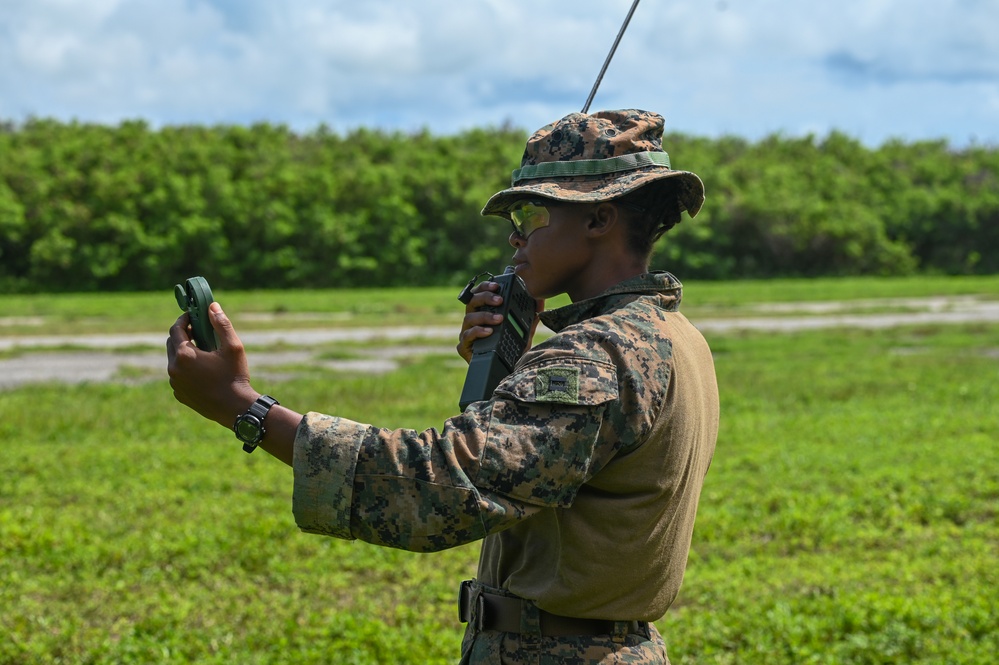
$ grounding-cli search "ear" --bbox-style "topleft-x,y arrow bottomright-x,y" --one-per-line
585,202 -> 619,238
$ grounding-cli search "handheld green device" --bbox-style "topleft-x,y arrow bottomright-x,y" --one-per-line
174,276 -> 219,352
457,267 -> 537,410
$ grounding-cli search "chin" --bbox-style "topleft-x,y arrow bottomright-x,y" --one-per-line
518,277 -> 539,299
526,284 -> 558,301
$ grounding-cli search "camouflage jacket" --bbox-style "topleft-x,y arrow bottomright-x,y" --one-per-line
292,271 -> 719,621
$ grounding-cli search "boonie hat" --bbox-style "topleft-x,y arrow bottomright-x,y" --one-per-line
482,109 -> 704,220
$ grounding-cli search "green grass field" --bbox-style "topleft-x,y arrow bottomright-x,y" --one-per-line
1,277 -> 997,664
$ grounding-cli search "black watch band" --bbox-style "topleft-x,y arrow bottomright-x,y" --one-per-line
233,395 -> 279,453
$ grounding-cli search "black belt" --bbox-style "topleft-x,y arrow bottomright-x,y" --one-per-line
458,581 -> 648,638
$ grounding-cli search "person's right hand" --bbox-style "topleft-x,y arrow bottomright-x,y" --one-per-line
456,281 -> 505,364
167,301 -> 258,428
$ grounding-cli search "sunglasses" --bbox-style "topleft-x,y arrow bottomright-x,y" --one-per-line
509,199 -> 648,239
509,200 -> 554,239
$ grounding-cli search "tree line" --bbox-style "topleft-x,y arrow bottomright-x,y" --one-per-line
0,118 -> 996,293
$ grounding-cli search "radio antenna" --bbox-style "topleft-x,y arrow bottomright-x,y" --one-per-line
581,0 -> 642,114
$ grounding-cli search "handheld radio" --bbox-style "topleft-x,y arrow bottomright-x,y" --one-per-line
174,276 -> 219,351
457,267 -> 536,409
456,0 -> 641,408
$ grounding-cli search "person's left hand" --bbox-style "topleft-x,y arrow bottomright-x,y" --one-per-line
167,302 -> 259,428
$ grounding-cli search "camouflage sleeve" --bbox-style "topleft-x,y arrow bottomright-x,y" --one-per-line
292,412 -> 363,541
292,342 -> 632,553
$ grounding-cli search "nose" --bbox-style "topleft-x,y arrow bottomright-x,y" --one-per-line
509,230 -> 526,248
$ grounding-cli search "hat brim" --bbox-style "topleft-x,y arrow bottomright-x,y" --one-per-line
481,166 -> 705,220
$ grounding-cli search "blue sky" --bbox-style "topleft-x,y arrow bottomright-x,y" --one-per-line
1,0 -> 997,147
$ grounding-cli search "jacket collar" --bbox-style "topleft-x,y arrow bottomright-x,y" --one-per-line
539,271 -> 683,333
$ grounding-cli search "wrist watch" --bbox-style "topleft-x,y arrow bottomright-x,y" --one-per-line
233,395 -> 279,453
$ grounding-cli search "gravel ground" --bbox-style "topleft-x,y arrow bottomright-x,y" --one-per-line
2,297 -> 997,390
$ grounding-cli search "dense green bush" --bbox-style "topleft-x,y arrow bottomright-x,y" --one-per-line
0,119 -> 996,292
655,131 -> 999,278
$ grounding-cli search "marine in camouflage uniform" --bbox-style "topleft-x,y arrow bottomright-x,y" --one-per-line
167,110 -> 719,665
293,111 -> 720,664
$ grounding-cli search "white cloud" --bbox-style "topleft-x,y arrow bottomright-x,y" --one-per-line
0,0 -> 995,145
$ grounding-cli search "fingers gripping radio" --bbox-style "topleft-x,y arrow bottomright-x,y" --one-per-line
457,267 -> 537,410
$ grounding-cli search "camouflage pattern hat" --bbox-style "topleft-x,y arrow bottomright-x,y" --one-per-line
481,109 -> 704,220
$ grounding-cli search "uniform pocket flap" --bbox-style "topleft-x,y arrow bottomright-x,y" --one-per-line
494,358 -> 619,406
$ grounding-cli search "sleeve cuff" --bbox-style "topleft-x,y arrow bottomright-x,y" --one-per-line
292,411 -> 366,540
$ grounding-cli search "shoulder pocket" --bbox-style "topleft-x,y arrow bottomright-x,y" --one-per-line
479,357 -> 620,507
494,357 -> 619,407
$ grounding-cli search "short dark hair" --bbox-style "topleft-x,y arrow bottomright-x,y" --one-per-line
613,180 -> 684,258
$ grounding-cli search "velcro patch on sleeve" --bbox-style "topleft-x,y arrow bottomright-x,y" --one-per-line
534,367 -> 580,404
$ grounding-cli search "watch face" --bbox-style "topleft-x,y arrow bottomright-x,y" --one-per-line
235,415 -> 262,443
